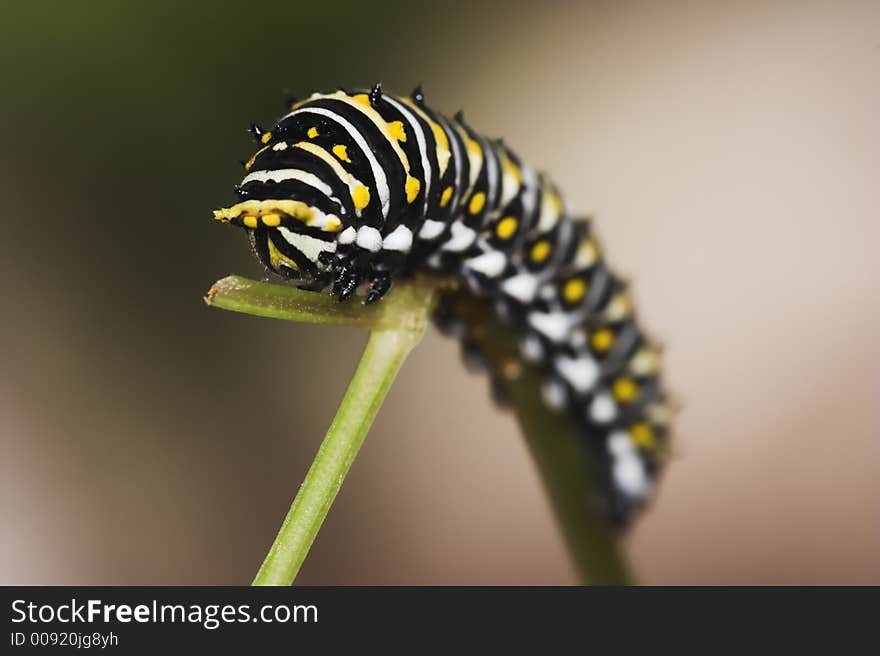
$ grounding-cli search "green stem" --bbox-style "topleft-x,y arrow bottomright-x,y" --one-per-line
205,275 -> 392,329
252,328 -> 425,586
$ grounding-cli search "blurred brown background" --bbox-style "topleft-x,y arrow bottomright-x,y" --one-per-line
1,0 -> 877,585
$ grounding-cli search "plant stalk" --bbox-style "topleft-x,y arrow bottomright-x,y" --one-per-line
251,327 -> 425,585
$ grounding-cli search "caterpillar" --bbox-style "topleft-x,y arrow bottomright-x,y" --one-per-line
213,84 -> 672,526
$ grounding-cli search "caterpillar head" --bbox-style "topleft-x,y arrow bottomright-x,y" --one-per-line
214,91 -> 399,283
212,132 -> 347,280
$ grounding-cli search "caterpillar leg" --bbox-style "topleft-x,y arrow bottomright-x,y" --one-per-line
365,271 -> 393,304
333,268 -> 362,301
330,249 -> 390,302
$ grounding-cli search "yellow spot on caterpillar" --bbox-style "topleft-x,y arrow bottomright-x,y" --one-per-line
260,131 -> 273,144
261,213 -> 281,227
496,216 -> 518,240
332,144 -> 350,162
530,240 -> 552,263
612,377 -> 639,403
405,177 -> 421,203
629,423 -> 655,449
549,190 -> 562,215
465,138 -> 482,156
562,277 -> 587,304
468,192 -> 486,215
591,328 -> 615,353
388,120 -> 407,142
242,215 -> 259,229
352,94 -> 371,107
267,236 -> 298,271
439,186 -> 454,208
352,185 -> 371,211
325,216 -> 342,232
307,127 -> 319,139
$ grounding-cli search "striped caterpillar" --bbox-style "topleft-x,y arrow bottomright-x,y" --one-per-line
213,84 -> 672,525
